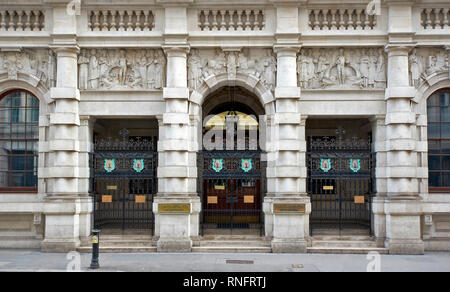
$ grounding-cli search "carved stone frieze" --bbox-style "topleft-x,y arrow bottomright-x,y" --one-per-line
297,47 -> 387,90
409,47 -> 449,88
0,49 -> 56,88
78,48 -> 166,90
188,48 -> 276,91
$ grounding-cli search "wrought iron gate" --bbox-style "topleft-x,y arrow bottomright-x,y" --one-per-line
307,134 -> 375,235
199,151 -> 265,235
91,130 -> 157,231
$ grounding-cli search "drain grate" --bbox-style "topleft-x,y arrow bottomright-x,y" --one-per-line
226,259 -> 254,265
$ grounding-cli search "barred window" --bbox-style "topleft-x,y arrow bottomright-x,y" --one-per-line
427,89 -> 450,192
0,91 -> 39,192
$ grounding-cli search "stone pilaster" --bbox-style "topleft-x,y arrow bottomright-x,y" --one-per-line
41,46 -> 86,252
384,45 -> 424,254
370,115 -> 387,247
154,46 -> 200,252
265,47 -> 310,253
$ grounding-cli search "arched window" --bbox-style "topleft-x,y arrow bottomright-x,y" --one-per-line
0,90 -> 39,192
427,89 -> 450,192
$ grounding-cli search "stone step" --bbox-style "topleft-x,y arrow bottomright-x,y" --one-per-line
195,240 -> 271,247
192,246 -> 272,253
307,247 -> 389,254
77,246 -> 157,253
311,236 -> 373,241
311,241 -> 379,248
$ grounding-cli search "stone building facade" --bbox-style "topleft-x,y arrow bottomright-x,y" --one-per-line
0,0 -> 449,254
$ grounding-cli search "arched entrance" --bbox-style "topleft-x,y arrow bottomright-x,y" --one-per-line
198,86 -> 266,236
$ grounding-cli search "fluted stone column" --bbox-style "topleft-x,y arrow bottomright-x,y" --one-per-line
265,47 -> 310,253
154,47 -> 200,252
41,46 -> 90,252
384,45 -> 424,254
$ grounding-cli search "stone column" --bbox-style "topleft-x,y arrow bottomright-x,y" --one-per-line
154,47 -> 200,252
384,45 -> 424,254
41,46 -> 87,252
266,47 -> 310,253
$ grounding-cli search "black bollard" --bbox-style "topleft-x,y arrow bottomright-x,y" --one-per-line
89,229 -> 101,269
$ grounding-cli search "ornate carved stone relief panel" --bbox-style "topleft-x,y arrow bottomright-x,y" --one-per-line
188,48 -> 276,91
409,47 -> 449,88
78,48 -> 166,90
0,49 -> 56,89
297,47 -> 386,90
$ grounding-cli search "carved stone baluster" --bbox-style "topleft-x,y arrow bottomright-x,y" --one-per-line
330,9 -> 337,30
245,9 -> 252,30
101,10 -> 109,31
110,10 -> 117,31
261,10 -> 265,30
425,9 -> 433,29
220,10 -> 227,31
93,11 -> 100,31
143,10 -> 150,31
204,10 -> 210,30
24,10 -> 31,31
237,10 -> 243,31
347,9 -> 354,30
151,11 -> 155,30
355,9 -> 362,30
0,11 -> 6,31
198,10 -> 204,30
32,10 -> 41,31
313,10 -> 321,30
338,9 -> 346,30
436,8 -> 443,29
322,9 -> 329,30
363,10 -> 370,30
444,8 -> 450,29
211,10 -> 218,31
135,10 -> 142,31
88,11 -> 92,31
118,10 -> 125,31
16,11 -> 24,31
253,10 -> 259,30
7,11 -> 15,31
126,10 -> 134,31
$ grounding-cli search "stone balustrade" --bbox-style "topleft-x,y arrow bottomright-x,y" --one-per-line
308,8 -> 377,31
198,9 -> 265,31
88,10 -> 155,32
0,10 -> 44,32
421,8 -> 450,29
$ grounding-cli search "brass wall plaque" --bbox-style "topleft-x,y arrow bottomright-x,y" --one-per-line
244,195 -> 254,203
207,196 -> 218,204
158,203 -> 191,213
273,203 -> 306,213
135,195 -> 146,204
102,195 -> 112,203
106,185 -> 118,190
214,185 -> 225,190
354,196 -> 365,204
323,186 -> 334,190
274,203 -> 306,214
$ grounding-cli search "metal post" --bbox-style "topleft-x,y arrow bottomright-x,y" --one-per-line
90,229 -> 101,269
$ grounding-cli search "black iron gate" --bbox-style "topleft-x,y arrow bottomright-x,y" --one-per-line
307,134 -> 375,235
91,130 -> 157,231
199,150 -> 265,235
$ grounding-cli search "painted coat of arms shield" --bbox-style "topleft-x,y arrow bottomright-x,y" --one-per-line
320,158 -> 332,173
104,159 -> 116,173
349,159 -> 361,173
133,159 -> 145,173
241,158 -> 252,172
212,158 -> 223,172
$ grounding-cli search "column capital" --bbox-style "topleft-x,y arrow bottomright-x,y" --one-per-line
384,44 -> 415,56
273,46 -> 301,56
50,45 -> 80,57
162,45 -> 190,57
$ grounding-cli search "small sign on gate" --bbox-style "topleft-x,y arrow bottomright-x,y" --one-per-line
102,195 -> 112,203
135,195 -> 146,204
354,196 -> 365,204
244,196 -> 254,203
207,196 -> 218,204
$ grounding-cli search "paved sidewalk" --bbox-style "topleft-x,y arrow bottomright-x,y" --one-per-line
0,250 -> 449,272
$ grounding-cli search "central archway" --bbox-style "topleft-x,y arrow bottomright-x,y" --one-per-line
198,86 -> 267,236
